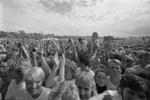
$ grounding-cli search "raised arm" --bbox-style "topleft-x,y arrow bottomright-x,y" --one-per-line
20,44 -> 30,59
30,51 -> 37,67
46,51 -> 60,88
58,52 -> 65,83
37,50 -> 51,82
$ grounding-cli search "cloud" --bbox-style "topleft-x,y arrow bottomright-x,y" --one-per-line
71,0 -> 150,23
40,0 -> 75,15
39,0 -> 105,15
0,1 -> 2,29
1,0 -> 150,36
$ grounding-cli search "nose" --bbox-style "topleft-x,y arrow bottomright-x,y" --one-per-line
31,83 -> 37,89
99,78 -> 104,83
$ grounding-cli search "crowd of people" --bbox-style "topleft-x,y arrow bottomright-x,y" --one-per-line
0,32 -> 149,100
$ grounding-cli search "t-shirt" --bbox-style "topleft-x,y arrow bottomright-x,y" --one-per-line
24,86 -> 51,100
89,90 -> 122,100
5,79 -> 27,100
89,91 -> 109,100
87,40 -> 99,55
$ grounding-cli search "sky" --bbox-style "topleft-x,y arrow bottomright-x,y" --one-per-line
1,0 -> 150,37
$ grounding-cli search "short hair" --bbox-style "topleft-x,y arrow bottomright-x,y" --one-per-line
75,71 -> 97,96
107,59 -> 122,68
119,74 -> 147,92
145,64 -> 150,71
23,67 -> 45,82
92,32 -> 98,38
78,52 -> 90,66
124,68 -> 136,75
110,54 -> 123,61
95,69 -> 107,79
78,38 -> 82,42
75,71 -> 95,88
49,81 -> 80,100
139,51 -> 150,59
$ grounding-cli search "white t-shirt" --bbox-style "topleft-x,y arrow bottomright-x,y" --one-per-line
25,86 -> 51,100
89,90 -> 122,100
5,79 -> 27,100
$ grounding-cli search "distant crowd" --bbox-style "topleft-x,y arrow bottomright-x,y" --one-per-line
0,32 -> 150,100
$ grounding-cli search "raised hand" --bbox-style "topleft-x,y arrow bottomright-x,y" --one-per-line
58,51 -> 66,82
54,51 -> 60,66
60,52 -> 66,67
70,39 -> 75,48
52,39 -> 60,52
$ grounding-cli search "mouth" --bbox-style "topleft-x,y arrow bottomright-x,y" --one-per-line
28,89 -> 37,94
97,82 -> 105,86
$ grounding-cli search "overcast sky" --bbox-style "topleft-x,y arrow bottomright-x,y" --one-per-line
1,0 -> 150,37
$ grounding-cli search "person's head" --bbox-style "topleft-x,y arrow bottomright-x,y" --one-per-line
78,52 -> 90,69
126,58 -> 135,68
92,32 -> 98,40
75,71 -> 96,100
11,46 -> 19,57
8,59 -> 31,83
125,48 -> 131,55
65,47 -> 73,59
125,68 -> 136,75
118,47 -> 125,55
92,32 -> 99,47
8,69 -> 22,83
23,67 -> 45,98
78,52 -> 90,66
78,38 -> 83,43
144,40 -> 150,52
139,51 -> 150,67
119,74 -> 147,100
65,59 -> 77,80
137,70 -> 150,100
111,54 -> 123,62
145,64 -> 150,71
49,81 -> 80,100
107,59 -> 122,76
95,69 -> 107,87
